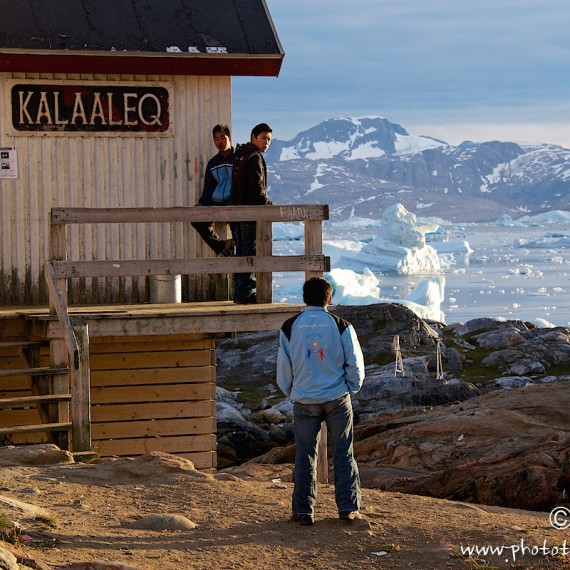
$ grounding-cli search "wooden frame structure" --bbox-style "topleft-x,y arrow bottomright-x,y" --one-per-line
0,204 -> 329,469
46,204 -> 329,366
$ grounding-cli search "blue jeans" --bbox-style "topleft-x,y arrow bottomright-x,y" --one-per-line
292,394 -> 361,516
233,222 -> 256,299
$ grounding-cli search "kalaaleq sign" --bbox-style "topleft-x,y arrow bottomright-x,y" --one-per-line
8,80 -> 171,135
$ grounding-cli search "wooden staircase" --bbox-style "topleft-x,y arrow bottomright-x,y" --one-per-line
0,339 -> 72,448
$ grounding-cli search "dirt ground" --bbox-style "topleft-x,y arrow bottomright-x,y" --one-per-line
0,451 -> 569,570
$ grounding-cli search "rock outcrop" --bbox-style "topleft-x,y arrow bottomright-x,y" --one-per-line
216,304 -> 570,510
354,382 -> 570,511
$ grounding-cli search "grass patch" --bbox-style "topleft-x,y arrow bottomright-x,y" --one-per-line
456,364 -> 501,386
542,364 -> 570,377
0,514 -> 21,545
221,383 -> 273,411
72,451 -> 101,463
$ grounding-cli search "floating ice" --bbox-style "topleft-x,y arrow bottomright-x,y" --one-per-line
327,268 -> 446,322
273,205 -> 570,326
338,203 -> 453,274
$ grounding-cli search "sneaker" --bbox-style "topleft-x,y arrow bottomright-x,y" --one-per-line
339,511 -> 362,522
291,513 -> 314,526
219,239 -> 235,257
233,292 -> 257,304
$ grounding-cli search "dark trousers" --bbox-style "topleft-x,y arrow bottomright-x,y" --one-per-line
233,221 -> 256,299
191,221 -> 231,255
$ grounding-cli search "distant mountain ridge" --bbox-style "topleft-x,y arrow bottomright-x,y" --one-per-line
263,117 -> 570,222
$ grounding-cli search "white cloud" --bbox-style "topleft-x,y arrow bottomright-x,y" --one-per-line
410,122 -> 570,149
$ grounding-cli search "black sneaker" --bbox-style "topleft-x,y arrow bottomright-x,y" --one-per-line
233,292 -> 257,304
291,513 -> 314,526
339,511 -> 362,522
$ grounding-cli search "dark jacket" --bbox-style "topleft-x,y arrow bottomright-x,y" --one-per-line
230,142 -> 272,205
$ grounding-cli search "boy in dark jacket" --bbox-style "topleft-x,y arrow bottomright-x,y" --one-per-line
191,124 -> 235,257
231,122 -> 273,304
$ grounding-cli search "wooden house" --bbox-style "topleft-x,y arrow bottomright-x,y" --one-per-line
0,1 -> 330,471
0,0 -> 284,306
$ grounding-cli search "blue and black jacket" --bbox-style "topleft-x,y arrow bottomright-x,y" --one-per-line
276,306 -> 365,404
199,150 -> 234,205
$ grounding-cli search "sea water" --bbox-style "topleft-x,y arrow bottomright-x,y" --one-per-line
382,224 -> 570,327
272,220 -> 570,327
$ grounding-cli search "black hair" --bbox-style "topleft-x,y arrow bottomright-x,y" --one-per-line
212,124 -> 231,137
251,123 -> 272,137
303,277 -> 333,307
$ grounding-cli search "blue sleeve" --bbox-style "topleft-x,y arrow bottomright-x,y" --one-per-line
276,329 -> 293,397
340,325 -> 365,395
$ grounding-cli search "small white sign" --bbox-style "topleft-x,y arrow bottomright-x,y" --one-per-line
0,147 -> 18,179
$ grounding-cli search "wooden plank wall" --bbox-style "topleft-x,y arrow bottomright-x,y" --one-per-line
0,335 -> 217,470
0,72 -> 232,305
89,335 -> 216,470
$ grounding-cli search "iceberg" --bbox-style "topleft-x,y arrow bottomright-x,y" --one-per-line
339,203 -> 443,273
326,267 -> 446,322
328,268 -> 381,304
272,204 -> 570,327
493,214 -> 526,227
519,210 -> 570,225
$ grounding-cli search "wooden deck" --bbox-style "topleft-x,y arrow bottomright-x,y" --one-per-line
0,301 -> 305,470
0,204 -> 326,468
1,301 -> 306,338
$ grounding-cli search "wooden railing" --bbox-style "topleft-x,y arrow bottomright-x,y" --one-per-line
42,204 -> 329,459
46,204 -> 329,367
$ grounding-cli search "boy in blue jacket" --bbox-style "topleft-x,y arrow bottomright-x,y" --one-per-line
192,124 -> 235,256
277,277 -> 365,526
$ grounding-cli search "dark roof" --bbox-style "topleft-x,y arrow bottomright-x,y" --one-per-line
0,0 -> 284,76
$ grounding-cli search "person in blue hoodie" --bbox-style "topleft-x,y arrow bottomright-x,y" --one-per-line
191,124 -> 235,256
277,277 -> 365,526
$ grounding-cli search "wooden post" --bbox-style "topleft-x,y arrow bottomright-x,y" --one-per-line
317,421 -> 328,484
256,220 -> 273,303
50,337 -> 70,450
70,318 -> 91,452
49,221 -> 68,315
304,219 -> 324,280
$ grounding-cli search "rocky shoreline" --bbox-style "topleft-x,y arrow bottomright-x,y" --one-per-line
216,303 -> 570,511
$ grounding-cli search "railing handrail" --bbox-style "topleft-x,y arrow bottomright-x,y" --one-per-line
49,255 -> 329,278
44,203 -> 329,457
46,204 -> 330,369
50,204 -> 329,224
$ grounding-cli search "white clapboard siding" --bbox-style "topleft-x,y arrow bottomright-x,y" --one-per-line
0,72 -> 231,305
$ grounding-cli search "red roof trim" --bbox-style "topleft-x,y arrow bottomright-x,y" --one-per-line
0,52 -> 283,77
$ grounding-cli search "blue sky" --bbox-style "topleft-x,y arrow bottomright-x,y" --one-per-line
232,0 -> 570,147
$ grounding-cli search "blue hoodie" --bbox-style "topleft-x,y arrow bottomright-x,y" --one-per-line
199,150 -> 234,205
276,306 -> 365,404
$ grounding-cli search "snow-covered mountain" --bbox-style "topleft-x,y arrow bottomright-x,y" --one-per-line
263,117 -> 570,222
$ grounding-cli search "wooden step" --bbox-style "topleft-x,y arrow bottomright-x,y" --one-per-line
0,367 -> 69,378
0,394 -> 72,407
0,422 -> 72,436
